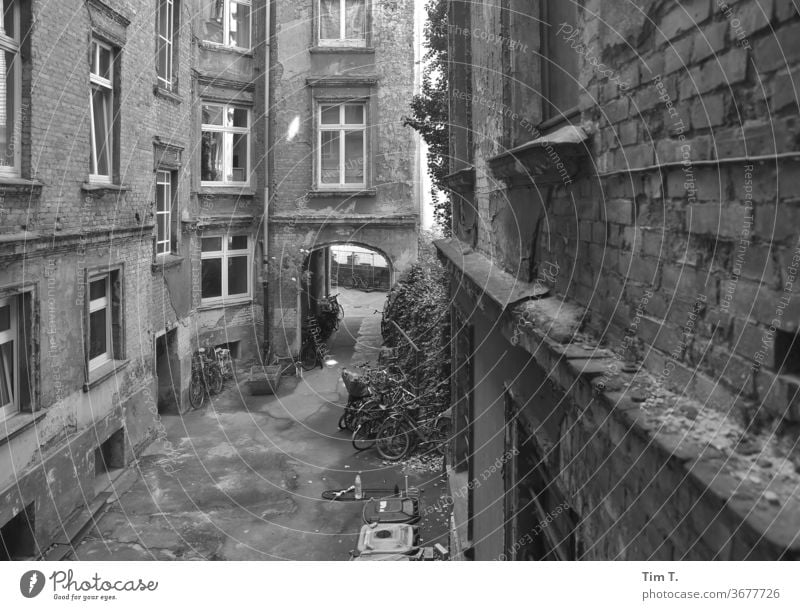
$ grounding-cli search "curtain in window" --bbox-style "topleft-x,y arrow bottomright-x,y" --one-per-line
204,0 -> 224,43
0,340 -> 13,407
345,0 -> 365,39
320,0 -> 339,39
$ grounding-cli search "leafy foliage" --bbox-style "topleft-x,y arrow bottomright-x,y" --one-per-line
381,232 -> 450,413
403,0 -> 451,234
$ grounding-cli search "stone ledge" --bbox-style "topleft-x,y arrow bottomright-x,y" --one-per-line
0,410 -> 47,447
437,238 -> 800,557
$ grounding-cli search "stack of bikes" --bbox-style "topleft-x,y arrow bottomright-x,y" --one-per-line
339,364 -> 450,461
188,345 -> 234,409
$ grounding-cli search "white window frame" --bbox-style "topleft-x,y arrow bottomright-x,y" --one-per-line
200,235 -> 252,304
318,0 -> 367,47
0,295 -> 18,421
156,0 -> 176,90
89,39 -> 114,184
88,274 -> 112,370
200,102 -> 251,187
0,0 -> 21,177
317,102 -> 366,189
155,170 -> 172,256
206,0 -> 252,51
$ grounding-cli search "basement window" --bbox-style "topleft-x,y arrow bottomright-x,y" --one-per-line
775,330 -> 800,376
94,428 -> 125,496
0,502 -> 36,560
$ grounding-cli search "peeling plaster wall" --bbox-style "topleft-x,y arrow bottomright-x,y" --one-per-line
268,0 -> 419,356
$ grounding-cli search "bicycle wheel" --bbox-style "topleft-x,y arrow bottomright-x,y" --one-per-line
431,417 -> 451,456
338,412 -> 349,431
300,341 -> 318,371
376,418 -> 412,461
189,373 -> 205,410
207,365 -> 223,395
337,302 -> 344,320
352,420 -> 377,451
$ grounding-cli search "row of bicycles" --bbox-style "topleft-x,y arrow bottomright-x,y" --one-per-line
300,293 -> 344,370
339,364 -> 450,461
188,346 -> 234,409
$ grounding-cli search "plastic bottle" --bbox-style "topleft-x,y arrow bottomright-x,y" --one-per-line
354,472 -> 363,500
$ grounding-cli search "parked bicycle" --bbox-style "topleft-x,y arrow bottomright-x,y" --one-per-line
214,346 -> 234,380
300,315 -> 329,371
376,403 -> 451,461
351,384 -> 415,452
348,273 -> 370,291
189,347 -> 223,409
317,292 -> 344,339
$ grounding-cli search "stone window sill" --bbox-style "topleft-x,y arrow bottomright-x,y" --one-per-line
0,410 -> 47,447
196,186 -> 255,197
308,188 -> 376,198
0,177 -> 43,195
153,84 -> 182,104
198,40 -> 253,57
84,359 -> 129,392
198,297 -> 252,312
310,46 -> 375,54
81,182 -> 130,194
152,254 -> 184,271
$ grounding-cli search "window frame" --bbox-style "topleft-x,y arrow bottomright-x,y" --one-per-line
318,0 -> 368,47
200,234 -> 252,305
0,295 -> 18,421
0,0 -> 21,177
200,102 -> 251,187
539,0 -> 580,128
155,169 -> 175,256
316,102 -> 367,189
156,0 -> 178,91
203,0 -> 252,52
89,38 -> 115,184
88,274 -> 112,371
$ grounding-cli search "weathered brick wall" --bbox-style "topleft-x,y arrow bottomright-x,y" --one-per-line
448,0 -> 800,559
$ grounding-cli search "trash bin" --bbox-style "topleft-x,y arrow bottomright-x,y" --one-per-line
355,523 -> 417,556
362,496 -> 420,525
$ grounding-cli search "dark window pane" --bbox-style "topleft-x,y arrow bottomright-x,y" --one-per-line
202,237 -> 222,252
0,339 -> 13,406
0,50 -> 17,167
3,0 -> 17,39
320,0 -> 340,39
0,304 -> 9,332
202,105 -> 223,126
231,132 -> 247,182
227,255 -> 248,295
345,0 -> 365,39
201,258 -> 222,299
229,1 -> 250,48
320,130 -> 340,183
321,105 -> 339,125
344,104 -> 363,124
98,46 -> 113,80
344,130 -> 363,183
89,308 -> 108,360
157,214 -> 168,244
90,278 -> 106,301
201,131 -> 223,181
229,235 -> 247,250
231,107 -> 248,128
91,87 -> 111,176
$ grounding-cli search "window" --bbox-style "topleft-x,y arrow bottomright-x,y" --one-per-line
319,0 -> 366,46
0,293 -> 31,420
155,170 -> 175,255
541,1 -> 579,123
88,275 -> 112,370
201,235 -> 251,303
0,295 -> 18,421
156,0 -> 178,90
201,103 -> 250,186
0,0 -> 21,175
203,0 -> 251,50
89,39 -> 115,182
318,102 -> 365,188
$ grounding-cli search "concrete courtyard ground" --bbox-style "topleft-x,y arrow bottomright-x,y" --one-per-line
68,288 -> 450,561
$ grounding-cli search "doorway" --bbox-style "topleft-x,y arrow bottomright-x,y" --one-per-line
155,328 -> 180,414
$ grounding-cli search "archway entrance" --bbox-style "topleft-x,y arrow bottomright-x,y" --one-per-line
299,243 -> 392,367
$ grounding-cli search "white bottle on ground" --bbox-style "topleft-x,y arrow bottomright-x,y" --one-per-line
354,472 -> 363,499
